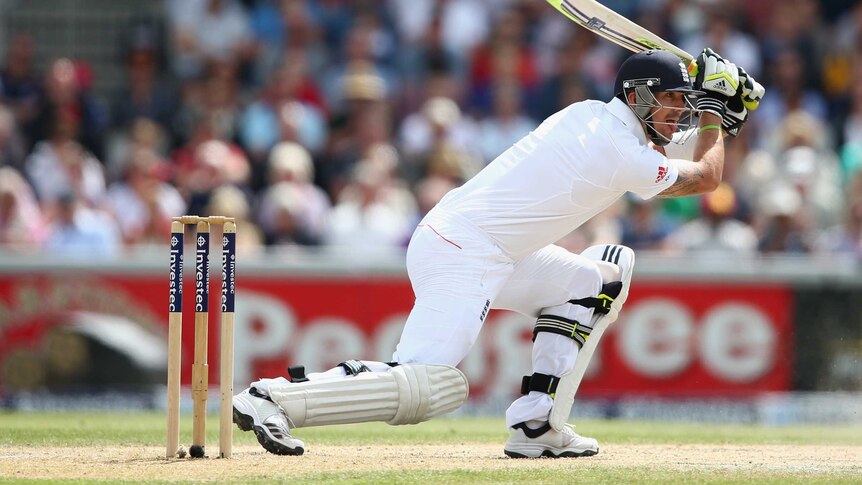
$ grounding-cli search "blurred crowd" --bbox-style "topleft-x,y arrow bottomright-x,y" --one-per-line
1,0 -> 861,260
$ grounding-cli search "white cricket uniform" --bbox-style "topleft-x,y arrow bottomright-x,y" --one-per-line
392,97 -> 680,426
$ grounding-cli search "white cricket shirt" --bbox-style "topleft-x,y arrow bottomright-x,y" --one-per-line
432,97 -> 680,260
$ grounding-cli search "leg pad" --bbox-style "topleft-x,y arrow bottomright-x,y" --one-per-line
268,364 -> 469,428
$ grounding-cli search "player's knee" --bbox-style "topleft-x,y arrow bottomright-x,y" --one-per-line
388,363 -> 469,425
532,269 -> 625,349
595,260 -> 621,283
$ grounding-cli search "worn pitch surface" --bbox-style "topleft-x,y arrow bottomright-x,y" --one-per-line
1,443 -> 860,482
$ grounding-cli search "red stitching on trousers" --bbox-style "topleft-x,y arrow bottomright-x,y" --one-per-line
417,224 -> 462,249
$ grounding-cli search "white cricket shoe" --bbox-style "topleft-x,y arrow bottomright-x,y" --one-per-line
233,387 -> 305,455
504,421 -> 599,458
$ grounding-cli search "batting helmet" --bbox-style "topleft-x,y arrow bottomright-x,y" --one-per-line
614,49 -> 701,98
614,50 -> 703,146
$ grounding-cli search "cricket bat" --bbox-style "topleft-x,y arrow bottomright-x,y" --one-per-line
547,0 -> 762,113
547,0 -> 694,63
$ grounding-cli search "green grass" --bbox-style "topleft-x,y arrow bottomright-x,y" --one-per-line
0,412 -> 860,484
2,412 -> 860,447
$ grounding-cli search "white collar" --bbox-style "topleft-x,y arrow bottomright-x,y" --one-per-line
606,97 -> 649,146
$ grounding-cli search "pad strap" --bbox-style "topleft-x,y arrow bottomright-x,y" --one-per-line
339,360 -> 371,376
249,386 -> 275,402
287,366 -> 309,383
511,421 -> 551,439
568,281 -> 623,315
533,314 -> 592,348
520,372 -> 560,397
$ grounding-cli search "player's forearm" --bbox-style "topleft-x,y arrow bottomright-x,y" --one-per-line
691,112 -> 725,189
656,113 -> 725,198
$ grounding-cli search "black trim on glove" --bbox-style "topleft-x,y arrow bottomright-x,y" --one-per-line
722,95 -> 746,137
697,96 -> 726,118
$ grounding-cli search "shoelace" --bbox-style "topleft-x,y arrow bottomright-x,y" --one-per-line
561,423 -> 583,438
266,406 -> 298,434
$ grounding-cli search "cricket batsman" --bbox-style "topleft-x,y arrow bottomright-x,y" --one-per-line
232,48 -> 765,458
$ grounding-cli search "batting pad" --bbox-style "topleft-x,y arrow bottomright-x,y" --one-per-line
268,364 -> 469,428
549,244 -> 635,431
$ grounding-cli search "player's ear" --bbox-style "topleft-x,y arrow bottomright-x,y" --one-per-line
626,91 -> 637,105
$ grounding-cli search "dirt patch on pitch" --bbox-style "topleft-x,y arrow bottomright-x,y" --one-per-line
0,443 -> 859,482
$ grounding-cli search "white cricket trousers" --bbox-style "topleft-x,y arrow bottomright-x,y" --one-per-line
393,211 -> 602,427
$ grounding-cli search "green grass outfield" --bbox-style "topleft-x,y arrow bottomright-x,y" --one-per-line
1,412 -> 860,484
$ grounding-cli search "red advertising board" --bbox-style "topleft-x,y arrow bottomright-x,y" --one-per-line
0,270 -> 793,399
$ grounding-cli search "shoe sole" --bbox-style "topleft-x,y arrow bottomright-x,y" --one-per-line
232,404 -> 305,456
503,447 -> 599,459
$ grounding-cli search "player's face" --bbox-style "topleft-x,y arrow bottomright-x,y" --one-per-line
650,91 -> 687,138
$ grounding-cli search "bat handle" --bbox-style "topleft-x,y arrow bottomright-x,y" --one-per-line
687,59 -> 699,78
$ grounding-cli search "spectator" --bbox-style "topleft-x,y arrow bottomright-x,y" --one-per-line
816,195 -> 862,258
533,30 -> 601,120
318,68 -> 390,199
413,174 -> 455,221
750,111 -> 844,230
275,99 -> 328,155
780,145 -> 843,230
0,34 -> 42,141
307,0 -> 354,53
619,197 -> 676,251
0,166 -> 46,248
29,58 -> 109,159
258,141 -> 330,245
0,105 -> 28,173
111,23 -> 176,132
476,81 -> 538,164
392,0 -> 466,114
320,20 -> 398,114
250,0 -> 327,85
171,108 -> 250,213
206,184 -> 265,254
680,6 -> 762,79
421,142 -> 479,186
204,62 -> 244,141
238,58 -> 328,179
44,190 -> 120,257
388,0 -> 489,65
103,148 -> 185,245
176,138 -> 250,216
760,0 -> 825,88
170,60 -> 242,148
738,111 -> 842,227
398,96 -> 480,180
166,0 -> 255,80
104,117 -> 170,181
816,170 -> 862,257
754,48 -> 828,133
666,183 -> 759,257
837,65 -> 862,181
325,154 -> 417,251
25,112 -> 106,212
258,182 -> 320,247
467,7 -> 538,116
756,183 -> 813,254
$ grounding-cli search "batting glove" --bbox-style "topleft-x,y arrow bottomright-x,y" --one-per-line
694,48 -> 740,118
722,67 -> 766,137
740,67 -> 766,111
